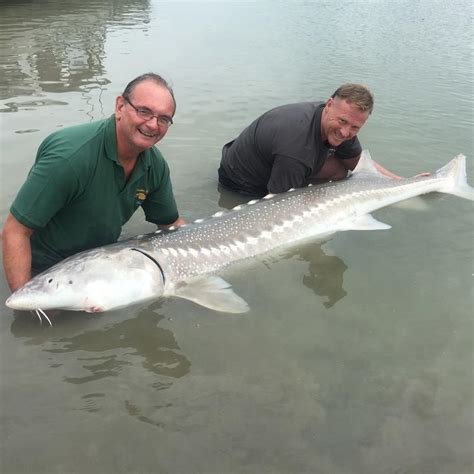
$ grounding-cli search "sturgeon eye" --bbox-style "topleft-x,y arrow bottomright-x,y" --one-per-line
48,278 -> 53,284
69,280 -> 73,284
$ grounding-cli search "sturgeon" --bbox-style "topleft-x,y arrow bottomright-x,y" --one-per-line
5,150 -> 473,319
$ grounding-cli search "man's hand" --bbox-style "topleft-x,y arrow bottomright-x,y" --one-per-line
159,216 -> 187,230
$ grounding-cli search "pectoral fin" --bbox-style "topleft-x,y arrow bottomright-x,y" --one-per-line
344,214 -> 392,231
172,276 -> 249,313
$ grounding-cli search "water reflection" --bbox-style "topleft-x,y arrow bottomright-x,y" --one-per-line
0,98 -> 69,113
10,304 -> 191,382
0,0 -> 151,100
9,305 -> 189,429
296,243 -> 347,308
217,183 -> 252,209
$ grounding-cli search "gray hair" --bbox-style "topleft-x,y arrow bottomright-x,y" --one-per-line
122,73 -> 176,115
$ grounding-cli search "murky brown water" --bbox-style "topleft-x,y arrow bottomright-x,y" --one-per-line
0,1 -> 473,473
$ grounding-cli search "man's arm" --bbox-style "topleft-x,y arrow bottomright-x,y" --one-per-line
2,213 -> 34,291
267,156 -> 309,194
339,154 -> 403,179
345,155 -> 430,179
372,161 -> 403,179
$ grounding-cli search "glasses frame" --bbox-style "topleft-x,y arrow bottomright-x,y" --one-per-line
124,97 -> 173,127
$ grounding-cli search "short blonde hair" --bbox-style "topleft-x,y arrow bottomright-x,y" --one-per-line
331,84 -> 374,114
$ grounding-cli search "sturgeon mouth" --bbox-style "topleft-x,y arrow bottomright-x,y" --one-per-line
130,248 -> 166,285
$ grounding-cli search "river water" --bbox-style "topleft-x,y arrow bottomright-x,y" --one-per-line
0,1 -> 473,473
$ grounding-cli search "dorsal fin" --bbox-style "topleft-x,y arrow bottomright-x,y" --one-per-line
352,149 -> 389,178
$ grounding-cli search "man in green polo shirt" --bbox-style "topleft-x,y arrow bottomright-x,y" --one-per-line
2,72 -> 185,292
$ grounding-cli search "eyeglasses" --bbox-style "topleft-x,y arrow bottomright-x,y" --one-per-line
124,97 -> 173,127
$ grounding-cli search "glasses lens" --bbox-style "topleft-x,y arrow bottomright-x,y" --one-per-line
158,117 -> 172,127
127,99 -> 172,126
137,109 -> 153,121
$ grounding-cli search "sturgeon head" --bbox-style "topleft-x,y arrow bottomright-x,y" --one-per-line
5,245 -> 165,313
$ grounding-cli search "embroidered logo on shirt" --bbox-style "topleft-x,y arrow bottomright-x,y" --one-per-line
135,189 -> 148,205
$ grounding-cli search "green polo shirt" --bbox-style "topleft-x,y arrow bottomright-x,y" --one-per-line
10,115 -> 179,271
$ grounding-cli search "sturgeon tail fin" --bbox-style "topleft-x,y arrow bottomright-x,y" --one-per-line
436,154 -> 474,201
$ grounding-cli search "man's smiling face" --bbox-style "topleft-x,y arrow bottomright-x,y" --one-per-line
321,96 -> 369,147
115,79 -> 175,155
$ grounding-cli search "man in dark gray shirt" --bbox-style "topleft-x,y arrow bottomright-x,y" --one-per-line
218,84 -> 401,197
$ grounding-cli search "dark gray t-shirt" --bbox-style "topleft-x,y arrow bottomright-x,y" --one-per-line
218,102 -> 362,196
